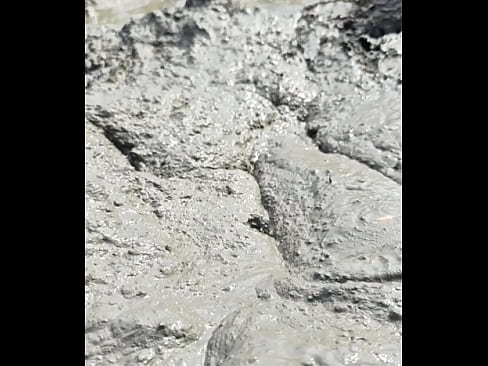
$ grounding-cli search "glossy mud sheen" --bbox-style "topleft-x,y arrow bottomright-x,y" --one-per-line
85,0 -> 402,365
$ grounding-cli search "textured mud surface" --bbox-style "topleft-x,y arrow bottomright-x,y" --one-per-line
85,0 -> 402,365
254,134 -> 401,281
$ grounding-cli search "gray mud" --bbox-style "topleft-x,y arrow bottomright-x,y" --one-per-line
85,0 -> 402,365
254,134 -> 401,281
205,300 -> 401,366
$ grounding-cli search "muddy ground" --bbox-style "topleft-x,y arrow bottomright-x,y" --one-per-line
85,0 -> 402,365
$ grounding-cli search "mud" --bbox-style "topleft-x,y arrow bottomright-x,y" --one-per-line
85,0 -> 321,25
205,300 -> 401,366
86,122 -> 289,365
297,0 -> 402,182
85,0 -> 402,365
254,134 -> 401,281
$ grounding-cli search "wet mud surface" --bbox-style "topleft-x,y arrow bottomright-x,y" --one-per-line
85,0 -> 402,365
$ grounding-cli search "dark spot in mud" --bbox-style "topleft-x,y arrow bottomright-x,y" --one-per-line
126,151 -> 146,171
224,185 -> 235,195
341,42 -> 352,53
388,309 -> 402,322
358,37 -> 371,52
246,214 -> 270,234
282,50 -> 298,59
179,20 -> 210,48
343,19 -> 355,31
304,58 -> 315,72
185,0 -> 211,8
306,127 -> 318,139
85,63 -> 101,73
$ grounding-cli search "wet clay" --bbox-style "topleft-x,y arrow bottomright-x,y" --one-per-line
85,0 -> 402,365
